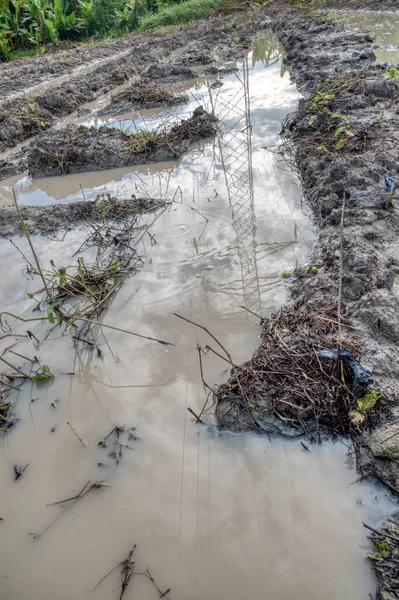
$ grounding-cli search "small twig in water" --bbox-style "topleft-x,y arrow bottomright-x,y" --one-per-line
14,463 -> 29,480
9,350 -> 37,363
239,305 -> 263,322
190,206 -> 209,222
47,479 -> 107,506
74,318 -> 175,347
66,421 -> 87,447
187,407 -> 205,424
0,356 -> 32,380
173,313 -> 233,364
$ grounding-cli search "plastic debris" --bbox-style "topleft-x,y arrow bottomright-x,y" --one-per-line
316,348 -> 373,387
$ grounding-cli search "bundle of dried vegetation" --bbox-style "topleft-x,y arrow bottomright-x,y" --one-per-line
216,298 -> 383,438
1,193 -> 167,335
108,82 -> 189,110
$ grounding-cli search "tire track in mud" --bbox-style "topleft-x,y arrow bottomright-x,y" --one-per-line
0,11 -> 269,157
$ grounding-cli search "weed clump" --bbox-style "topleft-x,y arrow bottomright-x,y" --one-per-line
216,299 -> 382,438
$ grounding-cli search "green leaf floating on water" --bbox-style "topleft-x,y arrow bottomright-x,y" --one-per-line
357,390 -> 381,413
32,364 -> 55,383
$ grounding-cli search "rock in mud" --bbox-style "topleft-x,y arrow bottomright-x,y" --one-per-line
27,106 -> 217,177
368,424 -> 399,461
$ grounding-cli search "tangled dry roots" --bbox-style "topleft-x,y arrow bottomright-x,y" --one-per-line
216,298 -> 382,438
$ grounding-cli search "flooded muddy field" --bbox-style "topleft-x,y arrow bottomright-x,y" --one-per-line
325,9 -> 399,63
1,2 -> 399,599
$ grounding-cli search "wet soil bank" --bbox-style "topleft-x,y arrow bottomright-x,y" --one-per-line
98,82 -> 189,116
26,107 -> 216,177
0,11 -> 268,153
313,0 -> 399,10
0,196 -> 164,237
213,4 -> 399,597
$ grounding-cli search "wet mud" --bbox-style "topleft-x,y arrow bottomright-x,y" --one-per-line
98,82 -> 189,116
0,11 -> 269,152
0,196 -> 163,237
24,107 -> 216,177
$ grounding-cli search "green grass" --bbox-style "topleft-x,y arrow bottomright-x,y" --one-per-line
8,47 -> 43,61
139,0 -> 226,31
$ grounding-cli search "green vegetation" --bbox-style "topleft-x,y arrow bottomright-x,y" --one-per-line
139,0 -> 223,31
0,0 -> 143,60
0,0 -> 251,60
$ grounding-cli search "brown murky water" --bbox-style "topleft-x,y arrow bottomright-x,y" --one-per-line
325,9 -> 399,63
0,34 -> 394,600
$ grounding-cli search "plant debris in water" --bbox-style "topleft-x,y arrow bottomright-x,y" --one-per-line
100,82 -> 189,115
21,197 -> 167,329
26,106 -> 217,177
216,299 -> 383,439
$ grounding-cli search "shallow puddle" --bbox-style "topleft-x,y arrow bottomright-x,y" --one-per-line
0,33 -> 392,600
325,9 -> 399,63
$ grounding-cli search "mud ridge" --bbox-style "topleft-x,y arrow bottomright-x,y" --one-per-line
98,82 -> 189,116
0,10 -> 270,153
214,5 -> 399,595
23,106 -> 216,177
0,196 -> 164,238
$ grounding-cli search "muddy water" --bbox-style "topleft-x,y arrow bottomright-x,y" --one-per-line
326,9 -> 399,63
0,35 -> 394,600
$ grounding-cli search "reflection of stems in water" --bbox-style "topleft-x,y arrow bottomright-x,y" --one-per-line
197,344 -> 214,396
73,317 -> 175,347
93,373 -> 183,390
12,188 -> 52,300
190,206 -> 209,222
172,185 -> 183,204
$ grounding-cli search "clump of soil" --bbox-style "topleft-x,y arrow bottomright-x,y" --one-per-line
99,82 -> 189,116
312,0 -> 399,10
216,300 -> 381,438
0,100 -> 52,150
140,63 -> 195,84
0,195 -> 164,237
363,514 -> 399,600
27,106 -> 217,177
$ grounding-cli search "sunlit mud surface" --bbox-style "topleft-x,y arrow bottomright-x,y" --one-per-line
0,34 -> 393,600
326,9 -> 399,63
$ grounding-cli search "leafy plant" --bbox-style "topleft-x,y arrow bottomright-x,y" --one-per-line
389,68 -> 399,82
32,363 -> 55,382
349,390 -> 381,427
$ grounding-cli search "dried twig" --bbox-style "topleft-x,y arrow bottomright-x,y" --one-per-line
173,313 -> 233,364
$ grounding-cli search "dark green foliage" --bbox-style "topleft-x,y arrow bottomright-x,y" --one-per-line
0,0 -> 227,59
